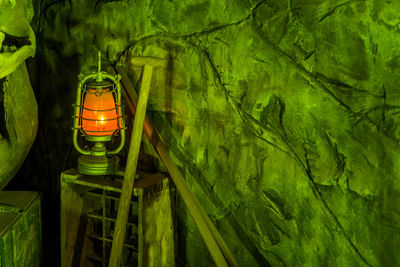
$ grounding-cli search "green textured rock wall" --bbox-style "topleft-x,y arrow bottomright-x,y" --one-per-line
32,0 -> 400,266
0,0 -> 38,191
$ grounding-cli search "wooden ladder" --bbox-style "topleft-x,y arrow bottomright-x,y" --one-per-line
107,61 -> 238,267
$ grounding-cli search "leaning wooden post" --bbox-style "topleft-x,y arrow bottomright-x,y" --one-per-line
155,143 -> 229,267
110,66 -> 237,267
108,64 -> 153,267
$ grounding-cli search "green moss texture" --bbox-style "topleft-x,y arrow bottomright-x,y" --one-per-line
35,0 -> 400,266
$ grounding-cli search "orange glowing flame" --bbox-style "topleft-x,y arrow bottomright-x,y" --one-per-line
81,88 -> 118,136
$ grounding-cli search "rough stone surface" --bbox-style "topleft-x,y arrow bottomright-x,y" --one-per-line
31,0 -> 400,266
0,0 -> 37,189
0,62 -> 38,190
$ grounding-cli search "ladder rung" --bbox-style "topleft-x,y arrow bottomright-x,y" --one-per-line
86,191 -> 138,202
86,213 -> 138,227
87,232 -> 138,250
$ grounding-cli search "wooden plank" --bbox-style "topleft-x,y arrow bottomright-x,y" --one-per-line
141,180 -> 175,267
108,64 -> 154,267
138,188 -> 144,267
63,169 -> 167,192
134,172 -> 167,188
64,176 -> 123,193
0,192 -> 41,267
130,56 -> 166,68
155,141 -> 228,267
60,174 -> 85,267
111,66 -> 235,267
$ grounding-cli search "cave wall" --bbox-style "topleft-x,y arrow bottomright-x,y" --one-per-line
30,0 -> 400,266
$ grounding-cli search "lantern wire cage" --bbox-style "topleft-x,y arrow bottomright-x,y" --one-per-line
72,52 -> 126,175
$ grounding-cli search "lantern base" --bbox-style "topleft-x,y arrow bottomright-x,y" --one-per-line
77,155 -> 120,176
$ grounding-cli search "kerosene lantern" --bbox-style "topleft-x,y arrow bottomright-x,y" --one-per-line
72,52 -> 125,175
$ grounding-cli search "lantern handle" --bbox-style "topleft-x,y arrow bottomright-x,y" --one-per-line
98,51 -> 101,73
96,51 -> 104,82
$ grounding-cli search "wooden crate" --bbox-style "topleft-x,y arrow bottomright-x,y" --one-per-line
0,191 -> 42,267
60,169 -> 175,267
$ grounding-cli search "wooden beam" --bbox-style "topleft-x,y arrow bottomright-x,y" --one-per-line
60,174 -> 85,267
62,169 -> 168,191
134,172 -> 168,188
130,56 -> 167,68
108,64 -> 153,267
138,188 -> 144,267
140,179 -> 175,266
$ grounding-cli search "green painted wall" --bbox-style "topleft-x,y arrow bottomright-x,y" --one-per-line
31,0 -> 400,266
